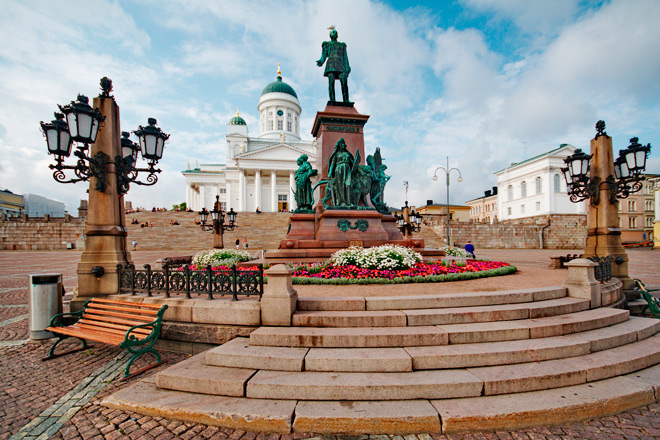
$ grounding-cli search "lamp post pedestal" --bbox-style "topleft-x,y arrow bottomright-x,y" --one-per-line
583,134 -> 631,288
72,95 -> 132,311
213,225 -> 225,249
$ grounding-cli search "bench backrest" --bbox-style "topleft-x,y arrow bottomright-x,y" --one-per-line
78,298 -> 165,338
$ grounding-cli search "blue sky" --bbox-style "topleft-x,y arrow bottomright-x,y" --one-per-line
1,0 -> 658,212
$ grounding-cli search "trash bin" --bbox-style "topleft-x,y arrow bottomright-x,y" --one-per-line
28,273 -> 63,340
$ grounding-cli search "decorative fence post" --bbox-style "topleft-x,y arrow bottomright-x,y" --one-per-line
261,264 -> 297,326
564,258 -> 602,308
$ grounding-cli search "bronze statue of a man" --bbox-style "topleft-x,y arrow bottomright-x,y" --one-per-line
316,27 -> 351,103
293,154 -> 317,212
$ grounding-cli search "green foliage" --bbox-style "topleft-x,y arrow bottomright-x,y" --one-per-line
172,202 -> 187,211
292,265 -> 517,285
192,248 -> 251,267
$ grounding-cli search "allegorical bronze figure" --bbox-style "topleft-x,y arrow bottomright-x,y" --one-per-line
316,26 -> 351,104
293,154 -> 318,213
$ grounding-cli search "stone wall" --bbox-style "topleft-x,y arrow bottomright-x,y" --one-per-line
0,215 -> 84,250
434,214 -> 587,249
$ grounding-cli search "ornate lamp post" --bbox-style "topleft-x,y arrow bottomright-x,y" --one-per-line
432,157 -> 462,247
562,121 -> 651,288
39,77 -> 169,310
395,201 -> 422,240
199,195 -> 238,248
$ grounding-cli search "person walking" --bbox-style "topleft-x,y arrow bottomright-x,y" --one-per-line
244,238 -> 249,250
132,240 -> 138,251
235,239 -> 240,250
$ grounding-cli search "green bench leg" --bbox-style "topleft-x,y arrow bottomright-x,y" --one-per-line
122,348 -> 167,379
42,335 -> 90,361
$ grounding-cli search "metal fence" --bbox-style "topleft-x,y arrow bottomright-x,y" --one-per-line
587,256 -> 613,283
117,263 -> 264,300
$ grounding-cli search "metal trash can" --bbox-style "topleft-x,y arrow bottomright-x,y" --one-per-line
28,273 -> 63,340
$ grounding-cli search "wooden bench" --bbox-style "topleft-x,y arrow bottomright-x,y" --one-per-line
44,297 -> 168,378
635,279 -> 660,319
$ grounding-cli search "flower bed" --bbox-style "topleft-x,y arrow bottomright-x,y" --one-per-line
291,260 -> 515,285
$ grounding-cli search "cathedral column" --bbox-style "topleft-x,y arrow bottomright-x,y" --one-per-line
199,184 -> 206,210
255,169 -> 262,211
186,183 -> 192,209
271,170 -> 277,212
289,170 -> 296,211
226,182 -> 232,210
239,169 -> 246,211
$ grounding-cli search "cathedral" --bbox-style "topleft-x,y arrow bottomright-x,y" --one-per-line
182,66 -> 317,212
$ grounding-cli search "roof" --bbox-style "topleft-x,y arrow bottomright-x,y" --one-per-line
494,144 -> 574,174
261,75 -> 298,98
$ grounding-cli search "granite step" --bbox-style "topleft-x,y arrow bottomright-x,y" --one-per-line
249,325 -> 448,348
104,363 -> 660,434
205,337 -> 309,371
364,287 -> 566,311
159,334 -> 660,401
251,308 -> 629,348
406,316 -> 660,369
292,310 -> 407,327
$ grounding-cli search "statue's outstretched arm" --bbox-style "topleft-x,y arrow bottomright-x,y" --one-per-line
316,42 -> 328,66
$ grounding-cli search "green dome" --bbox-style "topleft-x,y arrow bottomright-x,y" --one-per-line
261,76 -> 298,99
229,115 -> 246,125
228,108 -> 246,125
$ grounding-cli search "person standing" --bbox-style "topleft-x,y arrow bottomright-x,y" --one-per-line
244,238 -> 249,250
235,239 -> 240,250
465,241 -> 475,259
132,240 -> 138,251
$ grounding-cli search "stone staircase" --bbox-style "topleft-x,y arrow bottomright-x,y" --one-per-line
125,211 -> 291,251
104,282 -> 660,435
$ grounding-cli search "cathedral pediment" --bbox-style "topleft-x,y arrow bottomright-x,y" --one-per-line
236,143 -> 315,162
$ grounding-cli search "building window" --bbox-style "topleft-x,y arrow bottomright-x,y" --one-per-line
507,207 -> 512,216
268,111 -> 272,117
269,120 -> 273,130
646,216 -> 654,228
646,200 -> 653,211
536,201 -> 541,211
220,202 -> 227,210
287,111 -> 291,118
629,217 -> 637,229
287,121 -> 292,132
521,181 -> 527,198
277,120 -> 283,130
508,185 -> 513,201
628,200 -> 636,212
536,177 -> 542,195
554,174 -> 561,192
219,188 -> 226,194
521,204 -> 525,214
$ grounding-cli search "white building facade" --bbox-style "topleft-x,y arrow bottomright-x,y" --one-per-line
495,144 -> 587,221
183,69 -> 317,213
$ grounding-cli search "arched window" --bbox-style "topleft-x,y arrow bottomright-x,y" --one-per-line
508,185 -> 513,201
536,177 -> 542,195
521,181 -> 527,198
554,174 -> 561,192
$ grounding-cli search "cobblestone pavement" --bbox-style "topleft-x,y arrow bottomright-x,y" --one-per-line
1,249 -> 660,439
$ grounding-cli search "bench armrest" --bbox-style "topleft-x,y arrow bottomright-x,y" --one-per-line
120,305 -> 168,348
48,309 -> 84,327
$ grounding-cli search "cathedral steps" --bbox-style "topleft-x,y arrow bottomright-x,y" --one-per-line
125,211 -> 291,251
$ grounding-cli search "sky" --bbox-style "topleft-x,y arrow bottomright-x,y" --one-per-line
1,0 -> 659,213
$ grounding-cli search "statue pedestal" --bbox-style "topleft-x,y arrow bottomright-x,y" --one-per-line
312,104 -> 369,205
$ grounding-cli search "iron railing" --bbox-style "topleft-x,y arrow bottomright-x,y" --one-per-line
117,263 -> 263,300
587,256 -> 613,283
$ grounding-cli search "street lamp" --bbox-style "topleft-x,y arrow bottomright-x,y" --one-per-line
38,77 -> 170,308
432,157 -> 462,247
562,120 -> 653,289
40,78 -> 169,195
395,200 -> 422,239
199,195 -> 238,248
562,122 -> 650,206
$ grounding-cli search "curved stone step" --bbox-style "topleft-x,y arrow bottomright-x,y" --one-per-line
292,297 -> 590,328
103,363 -> 660,434
249,325 -> 448,348
406,316 -> 660,369
292,310 -> 407,327
206,337 -> 309,371
157,334 -> 660,402
365,287 -> 566,311
252,308 -> 629,348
